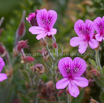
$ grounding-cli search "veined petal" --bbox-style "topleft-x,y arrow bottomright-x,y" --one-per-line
72,57 -> 87,77
78,42 -> 88,54
0,57 -> 5,72
85,19 -> 94,38
89,39 -> 98,49
73,77 -> 88,87
0,73 -> 7,81
48,28 -> 57,36
58,57 -> 73,78
29,26 -> 44,34
94,17 -> 103,34
74,20 -> 85,38
47,10 -> 57,28
68,80 -> 79,97
95,33 -> 103,42
70,37 -> 83,47
36,9 -> 48,28
56,78 -> 69,89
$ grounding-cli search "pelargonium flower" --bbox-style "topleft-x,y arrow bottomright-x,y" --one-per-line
94,17 -> 104,42
29,9 -> 57,40
0,57 -> 7,81
70,19 -> 98,54
56,57 -> 88,97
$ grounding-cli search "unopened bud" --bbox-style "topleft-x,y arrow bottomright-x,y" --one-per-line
5,66 -> 13,77
13,48 -> 18,57
90,69 -> 100,77
40,39 -> 47,46
38,49 -> 49,61
52,42 -> 57,48
0,43 -> 7,57
16,11 -> 26,39
23,56 -> 35,63
58,90 -> 65,96
31,63 -> 45,74
26,10 -> 38,26
16,40 -> 29,52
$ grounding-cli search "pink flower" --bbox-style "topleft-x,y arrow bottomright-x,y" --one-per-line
70,19 -> 98,54
29,9 -> 57,40
0,57 -> 7,81
56,57 -> 88,97
94,17 -> 104,42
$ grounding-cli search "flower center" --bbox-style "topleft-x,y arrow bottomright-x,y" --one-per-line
65,65 -> 70,74
73,67 -> 79,73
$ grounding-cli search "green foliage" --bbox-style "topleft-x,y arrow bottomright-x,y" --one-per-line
89,58 -> 96,67
100,91 -> 104,103
18,93 -> 30,103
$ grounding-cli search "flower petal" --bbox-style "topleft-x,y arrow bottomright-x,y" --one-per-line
68,80 -> 79,97
47,10 -> 57,28
36,9 -> 48,28
74,19 -> 85,38
85,19 -> 94,38
73,77 -> 88,87
70,37 -> 83,47
58,57 -> 72,78
89,39 -> 98,49
56,78 -> 69,89
0,73 -> 7,81
78,42 -> 88,54
72,57 -> 87,77
0,57 -> 5,72
29,26 -> 44,34
36,33 -> 47,40
94,17 -> 103,34
48,28 -> 57,36
95,33 -> 103,42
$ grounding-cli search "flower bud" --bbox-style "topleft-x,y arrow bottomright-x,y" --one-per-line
90,69 -> 100,77
31,63 -> 45,74
52,42 -> 57,48
26,10 -> 38,26
16,11 -> 26,39
5,66 -> 13,77
40,39 -> 47,46
16,40 -> 29,52
58,90 -> 65,96
23,56 -> 35,63
0,43 -> 6,57
38,49 -> 49,61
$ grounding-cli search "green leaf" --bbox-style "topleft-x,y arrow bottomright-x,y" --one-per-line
18,94 -> 30,103
28,91 -> 37,98
89,59 -> 96,67
71,89 -> 84,103
100,91 -> 104,103
20,70 -> 30,83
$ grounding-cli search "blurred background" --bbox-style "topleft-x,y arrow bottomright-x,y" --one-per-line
0,0 -> 104,103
